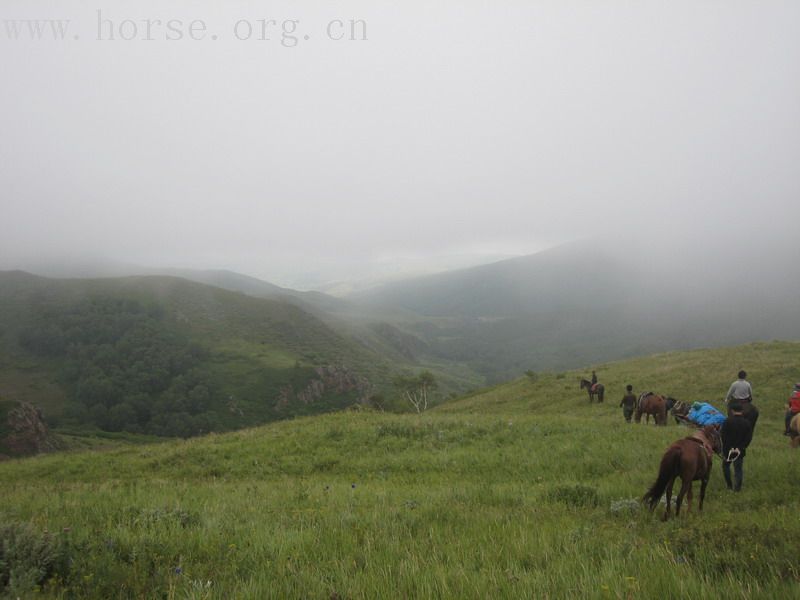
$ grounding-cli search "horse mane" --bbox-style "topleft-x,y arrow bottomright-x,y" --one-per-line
693,425 -> 721,454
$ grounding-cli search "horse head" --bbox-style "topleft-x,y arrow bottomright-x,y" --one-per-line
670,399 -> 689,416
702,425 -> 723,455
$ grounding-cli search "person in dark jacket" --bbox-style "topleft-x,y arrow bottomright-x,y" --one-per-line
721,401 -> 753,492
620,384 -> 636,423
591,371 -> 598,385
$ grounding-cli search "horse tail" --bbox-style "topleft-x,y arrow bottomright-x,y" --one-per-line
642,446 -> 681,511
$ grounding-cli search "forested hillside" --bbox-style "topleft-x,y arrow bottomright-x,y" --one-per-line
0,272 -> 392,437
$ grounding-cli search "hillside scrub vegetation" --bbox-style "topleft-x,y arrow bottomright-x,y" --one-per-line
0,273 -> 396,439
1,341 -> 799,598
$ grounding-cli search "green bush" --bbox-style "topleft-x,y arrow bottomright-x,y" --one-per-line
0,522 -> 72,596
524,370 -> 539,383
546,484 -> 600,508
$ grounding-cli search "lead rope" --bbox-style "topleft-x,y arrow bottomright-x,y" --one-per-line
725,448 -> 741,463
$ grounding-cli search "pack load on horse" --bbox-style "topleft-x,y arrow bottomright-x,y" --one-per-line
671,400 -> 726,427
642,425 -> 722,520
635,392 -> 674,425
580,378 -> 604,403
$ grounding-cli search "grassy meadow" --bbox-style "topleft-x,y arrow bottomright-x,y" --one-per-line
2,341 -> 800,599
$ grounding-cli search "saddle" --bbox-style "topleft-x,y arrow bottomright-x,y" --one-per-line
688,431 -> 714,461
591,383 -> 600,393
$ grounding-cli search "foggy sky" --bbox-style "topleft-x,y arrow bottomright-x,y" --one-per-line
2,1 -> 799,288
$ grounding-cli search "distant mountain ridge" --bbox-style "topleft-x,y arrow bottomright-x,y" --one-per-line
6,236 -> 798,391
351,238 -> 800,381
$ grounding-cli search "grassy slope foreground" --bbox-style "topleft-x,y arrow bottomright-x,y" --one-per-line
1,341 -> 799,598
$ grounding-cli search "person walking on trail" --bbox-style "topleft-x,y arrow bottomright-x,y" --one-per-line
785,383 -> 800,435
620,384 -> 636,423
720,401 -> 753,492
725,370 -> 753,404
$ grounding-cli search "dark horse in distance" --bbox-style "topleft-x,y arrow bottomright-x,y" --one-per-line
642,425 -> 721,521
580,379 -> 604,403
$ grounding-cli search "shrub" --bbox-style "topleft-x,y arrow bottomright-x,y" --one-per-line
524,370 -> 539,383
0,522 -> 72,596
609,498 -> 640,515
546,484 -> 600,508
125,507 -> 199,529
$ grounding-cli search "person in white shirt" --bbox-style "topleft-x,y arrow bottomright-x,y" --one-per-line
725,370 -> 753,404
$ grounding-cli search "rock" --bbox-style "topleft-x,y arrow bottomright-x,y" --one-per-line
275,365 -> 372,410
0,399 -> 62,460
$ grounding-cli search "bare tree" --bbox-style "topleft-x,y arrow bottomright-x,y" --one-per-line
394,371 -> 438,413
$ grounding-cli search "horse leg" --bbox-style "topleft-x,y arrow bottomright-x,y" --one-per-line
663,477 -> 675,521
686,484 -> 693,513
675,478 -> 691,517
699,476 -> 709,511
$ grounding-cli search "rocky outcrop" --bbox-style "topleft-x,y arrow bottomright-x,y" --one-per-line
275,365 -> 372,410
0,400 -> 62,460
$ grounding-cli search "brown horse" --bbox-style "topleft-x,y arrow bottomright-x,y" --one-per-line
789,414 -> 800,448
635,392 -> 670,425
580,379 -> 604,403
642,425 -> 722,521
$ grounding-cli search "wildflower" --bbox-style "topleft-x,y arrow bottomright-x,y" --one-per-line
351,483 -> 356,489
174,567 -> 183,575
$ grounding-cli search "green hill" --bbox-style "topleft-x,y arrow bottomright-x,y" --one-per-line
0,271 -> 395,438
353,240 -> 800,382
1,341 -> 798,598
